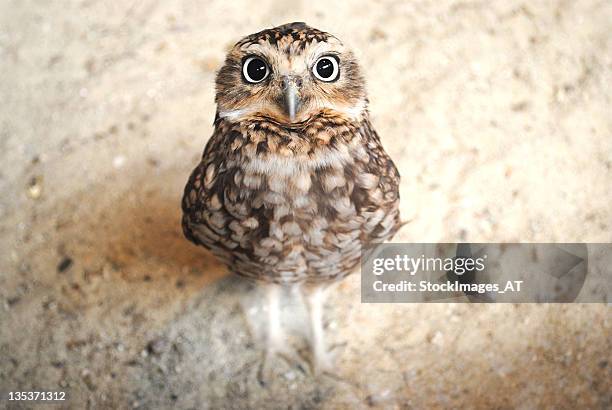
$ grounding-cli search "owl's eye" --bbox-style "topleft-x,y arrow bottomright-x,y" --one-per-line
312,56 -> 340,82
242,56 -> 269,83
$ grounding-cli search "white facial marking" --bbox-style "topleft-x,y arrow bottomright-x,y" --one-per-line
219,98 -> 365,123
244,147 -> 353,176
218,108 -> 252,120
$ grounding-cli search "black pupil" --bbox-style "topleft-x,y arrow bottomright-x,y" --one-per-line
247,59 -> 267,82
316,58 -> 335,79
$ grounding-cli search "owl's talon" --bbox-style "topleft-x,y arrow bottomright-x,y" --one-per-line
311,347 -> 337,376
266,337 -> 299,364
258,341 -> 303,386
257,352 -> 274,386
257,345 -> 286,386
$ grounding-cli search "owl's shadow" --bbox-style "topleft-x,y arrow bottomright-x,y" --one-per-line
67,168 -> 355,388
69,167 -> 227,290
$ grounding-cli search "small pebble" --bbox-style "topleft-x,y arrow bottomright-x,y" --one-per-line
113,156 -> 126,169
146,338 -> 168,356
57,256 -> 73,273
81,369 -> 96,391
7,296 -> 20,307
26,176 -> 43,199
431,331 -> 444,347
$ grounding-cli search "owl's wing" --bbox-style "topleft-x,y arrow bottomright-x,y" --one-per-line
181,161 -> 210,249
181,124 -> 231,251
352,119 -> 402,245
181,123 -> 268,262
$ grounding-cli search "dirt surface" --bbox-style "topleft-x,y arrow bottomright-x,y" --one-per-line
1,0 -> 611,408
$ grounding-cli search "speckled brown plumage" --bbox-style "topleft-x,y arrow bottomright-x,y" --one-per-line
182,22 -> 400,284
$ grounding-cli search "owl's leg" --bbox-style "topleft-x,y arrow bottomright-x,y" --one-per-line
256,283 -> 284,385
258,282 -> 306,385
265,283 -> 284,355
305,284 -> 334,374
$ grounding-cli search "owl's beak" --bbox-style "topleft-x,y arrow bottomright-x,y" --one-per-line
282,76 -> 301,122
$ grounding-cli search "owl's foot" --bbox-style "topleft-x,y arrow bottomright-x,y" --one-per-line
311,343 -> 337,376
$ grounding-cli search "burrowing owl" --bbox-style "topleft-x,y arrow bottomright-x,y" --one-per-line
182,22 -> 400,373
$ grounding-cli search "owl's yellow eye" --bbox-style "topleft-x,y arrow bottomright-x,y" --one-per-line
242,56 -> 269,84
313,56 -> 339,82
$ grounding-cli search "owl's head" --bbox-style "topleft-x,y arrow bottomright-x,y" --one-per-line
215,22 -> 366,126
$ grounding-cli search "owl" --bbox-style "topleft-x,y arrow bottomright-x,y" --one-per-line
182,22 -> 401,374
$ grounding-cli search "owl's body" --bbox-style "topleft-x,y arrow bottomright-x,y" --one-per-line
181,22 -> 400,372
182,112 -> 400,283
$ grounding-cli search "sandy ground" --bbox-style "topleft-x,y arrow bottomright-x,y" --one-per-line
1,0 -> 611,408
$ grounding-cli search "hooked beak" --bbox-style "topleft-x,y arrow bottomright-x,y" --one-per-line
282,76 -> 301,122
